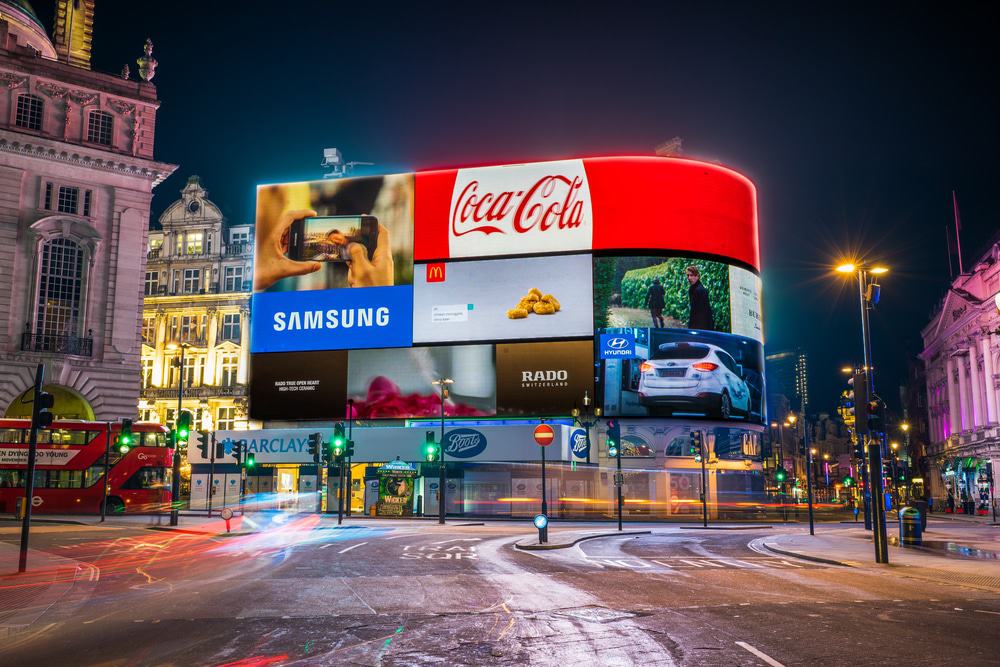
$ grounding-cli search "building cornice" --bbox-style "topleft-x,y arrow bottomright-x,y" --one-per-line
0,127 -> 177,186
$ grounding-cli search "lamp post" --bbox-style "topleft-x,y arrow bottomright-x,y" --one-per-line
167,342 -> 189,526
836,261 -> 890,564
431,378 -> 453,525
570,389 -> 602,463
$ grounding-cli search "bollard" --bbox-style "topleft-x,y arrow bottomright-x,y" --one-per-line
899,506 -> 922,547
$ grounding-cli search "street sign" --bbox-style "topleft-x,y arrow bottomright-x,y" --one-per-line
31,495 -> 42,507
533,424 -> 555,447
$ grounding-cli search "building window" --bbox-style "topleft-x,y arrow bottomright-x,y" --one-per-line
185,232 -> 203,255
15,94 -> 43,131
144,271 -> 158,296
87,110 -> 113,145
140,358 -> 153,388
183,354 -> 200,387
43,182 -> 52,210
83,190 -> 92,217
219,354 -> 239,387
216,406 -> 236,430
221,313 -> 241,342
223,266 -> 244,292
141,316 -> 156,343
172,315 -> 204,343
231,230 -> 249,243
182,269 -> 200,293
57,186 -> 79,214
35,239 -> 84,338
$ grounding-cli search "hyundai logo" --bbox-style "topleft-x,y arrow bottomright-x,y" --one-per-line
607,337 -> 629,349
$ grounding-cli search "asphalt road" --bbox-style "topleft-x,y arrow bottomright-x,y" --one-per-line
1,517 -> 998,666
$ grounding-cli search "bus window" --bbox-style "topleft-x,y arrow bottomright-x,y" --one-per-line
42,429 -> 91,445
85,465 -> 105,487
140,432 -> 167,447
47,469 -> 83,489
0,470 -> 21,487
0,429 -> 24,444
122,467 -> 169,490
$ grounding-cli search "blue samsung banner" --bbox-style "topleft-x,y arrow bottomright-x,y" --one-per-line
250,286 -> 414,353
600,333 -> 637,358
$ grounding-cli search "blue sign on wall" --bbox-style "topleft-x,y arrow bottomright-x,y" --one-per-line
599,333 -> 636,358
443,428 -> 488,458
250,285 -> 413,353
569,428 -> 590,459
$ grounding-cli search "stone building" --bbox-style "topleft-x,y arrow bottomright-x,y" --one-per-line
0,1 -> 176,420
920,239 -> 1000,513
139,176 -> 253,432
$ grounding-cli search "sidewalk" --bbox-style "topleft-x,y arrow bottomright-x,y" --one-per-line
0,542 -> 91,641
515,529 -> 651,551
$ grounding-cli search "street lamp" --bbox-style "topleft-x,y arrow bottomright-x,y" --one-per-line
570,389 -> 602,463
431,378 -> 453,525
835,259 -> 891,564
166,342 -> 189,526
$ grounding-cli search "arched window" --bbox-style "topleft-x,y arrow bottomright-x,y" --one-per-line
15,94 -> 43,131
87,110 -> 113,146
35,238 -> 85,341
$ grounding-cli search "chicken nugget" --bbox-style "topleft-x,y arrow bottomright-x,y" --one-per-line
527,287 -> 543,298
541,294 -> 561,311
524,293 -> 540,303
516,298 -> 535,310
506,307 -> 529,319
532,301 -> 556,315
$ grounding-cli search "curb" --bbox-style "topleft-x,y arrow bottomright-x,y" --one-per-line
679,525 -> 772,531
761,540 -> 853,567
0,517 -> 90,526
515,530 -> 651,551
146,526 -> 252,537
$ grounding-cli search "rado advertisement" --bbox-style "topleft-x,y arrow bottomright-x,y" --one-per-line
249,351 -> 348,420
495,341 -> 595,416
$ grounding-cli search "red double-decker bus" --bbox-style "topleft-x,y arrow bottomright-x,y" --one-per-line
0,419 -> 172,515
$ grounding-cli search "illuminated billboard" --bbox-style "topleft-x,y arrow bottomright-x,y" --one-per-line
249,157 -> 761,422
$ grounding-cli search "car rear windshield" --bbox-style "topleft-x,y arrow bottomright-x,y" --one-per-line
652,344 -> 710,360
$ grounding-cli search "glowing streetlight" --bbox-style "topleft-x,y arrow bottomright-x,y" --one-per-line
900,422 -> 911,432
786,414 -> 798,425
835,262 -> 857,274
841,366 -> 854,374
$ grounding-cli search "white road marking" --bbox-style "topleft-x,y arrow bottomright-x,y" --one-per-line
736,641 -> 786,667
319,543 -> 335,549
679,559 -> 705,568
339,542 -> 367,554
974,609 -> 1000,616
432,538 -> 483,545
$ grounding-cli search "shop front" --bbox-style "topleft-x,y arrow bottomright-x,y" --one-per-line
940,457 -> 995,515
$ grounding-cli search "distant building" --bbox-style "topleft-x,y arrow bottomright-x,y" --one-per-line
765,348 -> 809,417
919,240 -> 1000,512
0,1 -> 176,420
139,176 -> 254,432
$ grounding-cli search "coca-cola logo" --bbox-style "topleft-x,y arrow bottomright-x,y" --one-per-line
451,175 -> 587,238
443,428 -> 488,458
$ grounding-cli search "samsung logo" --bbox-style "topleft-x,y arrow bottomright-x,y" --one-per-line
273,307 -> 390,332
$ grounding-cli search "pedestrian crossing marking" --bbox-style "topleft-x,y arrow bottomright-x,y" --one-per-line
580,555 -> 821,570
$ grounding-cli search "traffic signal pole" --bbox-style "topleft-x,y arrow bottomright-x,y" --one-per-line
699,437 -> 708,528
439,387 -> 446,525
170,345 -> 185,526
858,269 -> 889,564
100,420 -> 111,522
18,364 -> 46,573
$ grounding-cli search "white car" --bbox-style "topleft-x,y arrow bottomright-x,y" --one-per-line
637,342 -> 751,419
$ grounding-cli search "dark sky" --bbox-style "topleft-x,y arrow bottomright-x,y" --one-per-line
35,1 -> 999,416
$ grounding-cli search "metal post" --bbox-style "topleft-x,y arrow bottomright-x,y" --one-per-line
346,400 -> 353,517
207,432 -> 216,516
859,268 -> 888,563
170,345 -> 185,526
337,459 -> 344,525
100,421 -> 111,522
540,443 -> 548,543
699,438 -> 708,528
18,364 -> 44,573
804,413 -> 815,535
439,385 -> 447,525
617,447 -> 624,531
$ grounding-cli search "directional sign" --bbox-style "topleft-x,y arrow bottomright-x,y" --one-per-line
534,423 -> 555,447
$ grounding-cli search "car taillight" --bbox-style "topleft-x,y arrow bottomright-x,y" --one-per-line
692,362 -> 719,372
640,362 -> 653,373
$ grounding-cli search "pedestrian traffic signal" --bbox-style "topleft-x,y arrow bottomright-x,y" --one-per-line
689,430 -> 703,462
117,419 -> 134,454
423,430 -> 439,462
867,399 -> 882,433
307,432 -> 322,463
175,410 -> 192,443
606,419 -> 621,458
332,429 -> 346,460
33,389 -> 55,430
775,467 -> 788,483
842,475 -> 854,487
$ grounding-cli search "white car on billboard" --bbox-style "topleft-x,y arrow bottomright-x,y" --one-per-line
637,342 -> 751,419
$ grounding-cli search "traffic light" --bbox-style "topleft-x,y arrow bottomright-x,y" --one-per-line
308,432 -> 322,463
775,467 -> 788,483
346,439 -> 355,458
117,418 -> 134,454
853,439 -> 865,460
231,439 -> 244,466
175,410 -> 192,443
423,430 -> 439,462
606,419 -> 621,458
332,422 -> 346,460
842,475 -> 854,487
689,430 -> 703,463
851,373 -> 869,435
867,399 -> 882,434
245,452 -> 256,468
33,389 -> 55,430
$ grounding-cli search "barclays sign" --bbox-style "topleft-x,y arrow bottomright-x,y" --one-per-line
443,428 -> 488,458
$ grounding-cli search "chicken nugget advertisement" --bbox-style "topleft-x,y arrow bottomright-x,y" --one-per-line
412,254 -> 594,344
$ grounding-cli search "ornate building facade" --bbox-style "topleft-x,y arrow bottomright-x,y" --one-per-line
139,176 -> 254,432
920,240 -> 1000,513
0,1 -> 176,420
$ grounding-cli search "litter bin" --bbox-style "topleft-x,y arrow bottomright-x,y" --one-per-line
899,506 -> 922,547
913,500 -> 928,531
14,496 -> 27,520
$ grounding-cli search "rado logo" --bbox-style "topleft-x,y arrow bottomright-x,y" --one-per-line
520,369 -> 569,388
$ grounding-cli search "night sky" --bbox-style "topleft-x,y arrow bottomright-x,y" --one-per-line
33,2 -> 999,416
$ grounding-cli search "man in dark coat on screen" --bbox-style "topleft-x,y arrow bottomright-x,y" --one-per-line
645,278 -> 666,328
686,265 -> 715,330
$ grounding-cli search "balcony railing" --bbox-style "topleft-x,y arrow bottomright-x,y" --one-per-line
142,385 -> 246,400
225,242 -> 253,256
21,331 -> 94,357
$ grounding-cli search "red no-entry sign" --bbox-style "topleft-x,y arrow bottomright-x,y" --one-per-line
533,424 -> 554,447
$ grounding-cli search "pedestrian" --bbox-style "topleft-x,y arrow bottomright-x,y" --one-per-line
685,265 -> 715,330
927,495 -> 934,514
947,491 -> 955,513
645,277 -> 666,328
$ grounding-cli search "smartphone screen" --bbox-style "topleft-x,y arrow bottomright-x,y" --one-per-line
288,215 -> 378,262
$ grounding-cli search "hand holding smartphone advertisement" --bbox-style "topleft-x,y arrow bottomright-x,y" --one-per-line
253,208 -> 321,291
290,215 -> 379,262
347,224 -> 394,287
